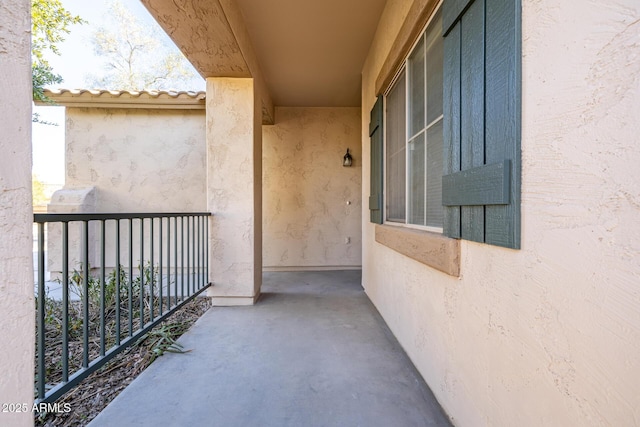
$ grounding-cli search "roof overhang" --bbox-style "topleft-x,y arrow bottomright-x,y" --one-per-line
141,0 -> 274,123
140,0 -> 387,118
35,89 -> 206,110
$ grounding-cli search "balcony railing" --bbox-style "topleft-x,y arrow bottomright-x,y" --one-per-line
33,212 -> 212,404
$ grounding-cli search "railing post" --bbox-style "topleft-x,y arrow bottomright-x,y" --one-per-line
140,218 -> 145,329
191,216 -> 195,293
37,221 -> 46,400
115,220 -> 121,346
62,222 -> 69,382
100,220 -> 106,357
159,217 -> 163,316
128,218 -> 133,337
186,216 -> 191,296
150,218 -> 155,323
181,216 -> 185,301
82,220 -> 89,369
174,216 -> 178,307
167,216 -> 171,309
206,214 -> 209,286
197,215 -> 201,289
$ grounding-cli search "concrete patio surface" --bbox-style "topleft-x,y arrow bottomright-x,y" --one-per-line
89,270 -> 451,427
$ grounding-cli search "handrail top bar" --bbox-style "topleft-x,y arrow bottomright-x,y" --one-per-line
34,212 -> 212,223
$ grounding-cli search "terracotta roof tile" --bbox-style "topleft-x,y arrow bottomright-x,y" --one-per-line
36,89 -> 206,109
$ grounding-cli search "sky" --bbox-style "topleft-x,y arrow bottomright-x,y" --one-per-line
33,0 -> 205,185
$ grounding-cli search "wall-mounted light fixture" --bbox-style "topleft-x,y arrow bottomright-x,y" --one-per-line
343,148 -> 353,167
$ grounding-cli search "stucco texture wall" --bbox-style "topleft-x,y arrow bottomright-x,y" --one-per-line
63,108 -> 206,212
361,1 -> 640,426
45,108 -> 206,274
206,78 -> 263,303
263,107 -> 362,270
0,0 -> 35,425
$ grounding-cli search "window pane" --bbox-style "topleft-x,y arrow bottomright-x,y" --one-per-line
384,6 -> 443,230
426,10 -> 443,124
426,119 -> 443,228
408,35 -> 425,138
385,72 -> 406,222
408,133 -> 425,226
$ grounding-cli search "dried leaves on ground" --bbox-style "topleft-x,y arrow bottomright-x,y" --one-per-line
35,297 -> 211,427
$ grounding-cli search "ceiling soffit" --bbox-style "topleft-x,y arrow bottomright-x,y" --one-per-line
141,0 -> 250,77
142,0 -> 388,108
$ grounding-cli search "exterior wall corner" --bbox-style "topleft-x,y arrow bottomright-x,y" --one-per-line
0,0 -> 36,425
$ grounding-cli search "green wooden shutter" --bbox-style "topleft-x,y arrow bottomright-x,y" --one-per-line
442,0 -> 521,249
369,96 -> 383,224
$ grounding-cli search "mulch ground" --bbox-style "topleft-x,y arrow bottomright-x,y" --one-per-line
35,297 -> 211,427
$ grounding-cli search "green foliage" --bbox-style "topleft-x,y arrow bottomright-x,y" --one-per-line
32,174 -> 48,207
39,262 -> 161,342
52,262 -> 190,361
31,0 -> 83,60
31,0 -> 84,102
68,263 -> 154,321
86,0 -> 200,91
32,63 -> 62,104
142,324 -> 189,362
41,288 -> 60,329
36,288 -> 83,340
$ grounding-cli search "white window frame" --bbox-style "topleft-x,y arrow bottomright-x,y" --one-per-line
383,4 -> 444,234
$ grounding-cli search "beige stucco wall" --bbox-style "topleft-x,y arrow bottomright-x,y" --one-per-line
63,107 -> 206,212
0,0 -> 34,425
46,107 -> 206,274
361,1 -> 640,426
263,107 -> 362,270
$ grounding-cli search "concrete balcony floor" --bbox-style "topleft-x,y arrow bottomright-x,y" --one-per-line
89,270 -> 451,426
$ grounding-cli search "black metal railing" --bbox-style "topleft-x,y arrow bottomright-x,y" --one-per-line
33,212 -> 211,404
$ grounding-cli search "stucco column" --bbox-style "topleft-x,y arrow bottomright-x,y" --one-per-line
0,0 -> 35,425
206,78 -> 262,305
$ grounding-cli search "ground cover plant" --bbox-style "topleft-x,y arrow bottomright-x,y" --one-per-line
35,264 -> 210,426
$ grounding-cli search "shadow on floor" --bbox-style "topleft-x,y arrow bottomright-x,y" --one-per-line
89,270 -> 451,427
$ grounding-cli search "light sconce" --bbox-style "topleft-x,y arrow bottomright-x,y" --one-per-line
343,148 -> 353,167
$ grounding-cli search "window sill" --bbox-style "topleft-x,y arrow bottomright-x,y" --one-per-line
375,224 -> 460,277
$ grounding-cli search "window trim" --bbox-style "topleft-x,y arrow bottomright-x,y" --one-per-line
373,0 -> 460,276
382,5 -> 444,233
375,0 -> 442,96
375,224 -> 459,277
